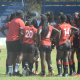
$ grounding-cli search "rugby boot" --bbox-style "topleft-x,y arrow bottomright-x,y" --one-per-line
13,71 -> 23,77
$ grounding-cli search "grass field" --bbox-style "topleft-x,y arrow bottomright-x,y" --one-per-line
0,45 -> 80,80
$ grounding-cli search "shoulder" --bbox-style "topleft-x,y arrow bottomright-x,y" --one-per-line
48,25 -> 54,28
39,26 -> 42,29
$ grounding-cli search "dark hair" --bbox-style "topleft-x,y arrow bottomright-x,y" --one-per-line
32,19 -> 38,29
45,11 -> 54,22
16,10 -> 24,17
41,14 -> 49,37
66,14 -> 73,26
9,13 -> 16,21
60,14 -> 67,23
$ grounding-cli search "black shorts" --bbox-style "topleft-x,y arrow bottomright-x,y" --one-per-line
34,46 -> 39,56
6,40 -> 22,53
22,43 -> 35,54
39,45 -> 52,53
70,46 -> 74,51
73,39 -> 79,48
57,40 -> 71,51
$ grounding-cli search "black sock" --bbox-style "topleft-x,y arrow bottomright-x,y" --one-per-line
22,60 -> 27,68
69,65 -> 73,75
48,67 -> 53,72
29,63 -> 33,71
35,61 -> 39,71
42,71 -> 45,75
78,61 -> 80,74
73,60 -> 76,72
57,63 -> 62,75
64,65 -> 68,74
13,66 -> 15,71
6,62 -> 8,73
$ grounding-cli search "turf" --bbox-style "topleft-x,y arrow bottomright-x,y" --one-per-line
0,45 -> 80,80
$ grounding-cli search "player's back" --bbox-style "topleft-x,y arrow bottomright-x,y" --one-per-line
40,25 -> 53,46
59,23 -> 71,45
23,25 -> 37,44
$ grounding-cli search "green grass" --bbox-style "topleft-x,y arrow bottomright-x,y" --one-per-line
0,45 -> 80,80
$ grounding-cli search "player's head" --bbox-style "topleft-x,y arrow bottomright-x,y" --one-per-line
9,13 -> 16,21
44,11 -> 54,22
66,14 -> 73,26
16,10 -> 24,20
60,14 -> 67,23
25,11 -> 39,27
41,14 -> 49,37
73,12 -> 79,20
77,13 -> 80,27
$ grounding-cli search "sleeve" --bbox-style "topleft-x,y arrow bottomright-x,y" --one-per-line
39,26 -> 42,29
19,19 -> 25,28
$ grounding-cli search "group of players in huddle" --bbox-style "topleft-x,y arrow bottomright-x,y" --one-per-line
0,10 -> 80,77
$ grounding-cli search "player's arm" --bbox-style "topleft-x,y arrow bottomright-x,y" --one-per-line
70,26 -> 79,37
34,32 -> 38,46
20,28 -> 24,44
0,26 -> 7,37
50,28 -> 61,41
37,28 -> 42,43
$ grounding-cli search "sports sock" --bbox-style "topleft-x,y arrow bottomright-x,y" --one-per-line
78,60 -> 80,74
14,63 -> 20,72
57,62 -> 62,75
69,62 -> 73,75
35,61 -> 39,71
6,62 -> 8,73
73,60 -> 76,72
64,62 -> 68,74
8,65 -> 13,74
29,63 -> 33,72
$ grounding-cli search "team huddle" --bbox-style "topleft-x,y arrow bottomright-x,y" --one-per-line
0,10 -> 80,77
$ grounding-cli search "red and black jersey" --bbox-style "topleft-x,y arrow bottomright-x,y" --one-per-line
39,25 -> 53,46
59,23 -> 72,46
23,25 -> 37,44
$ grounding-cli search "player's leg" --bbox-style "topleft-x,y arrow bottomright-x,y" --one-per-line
7,41 -> 14,76
68,51 -> 73,76
28,44 -> 36,76
46,46 -> 54,76
63,51 -> 69,77
74,48 -> 80,77
56,49 -> 64,76
13,40 -> 23,76
35,47 -> 39,74
39,45 -> 46,77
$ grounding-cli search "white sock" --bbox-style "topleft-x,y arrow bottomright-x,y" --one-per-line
8,65 -> 13,74
15,63 -> 20,72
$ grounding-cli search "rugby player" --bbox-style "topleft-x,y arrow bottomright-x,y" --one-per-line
6,10 -> 25,76
38,14 -> 60,77
72,12 -> 79,75
66,14 -> 74,76
20,11 -> 39,76
56,14 -> 79,77
73,13 -> 80,77
0,13 -> 16,74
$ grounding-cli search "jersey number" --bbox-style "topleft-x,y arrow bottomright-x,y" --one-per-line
25,30 -> 33,38
64,28 -> 69,36
46,31 -> 50,38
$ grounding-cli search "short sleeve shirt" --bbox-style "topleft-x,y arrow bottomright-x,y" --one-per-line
23,25 -> 37,44
59,23 -> 72,46
39,25 -> 53,46
7,18 -> 25,41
